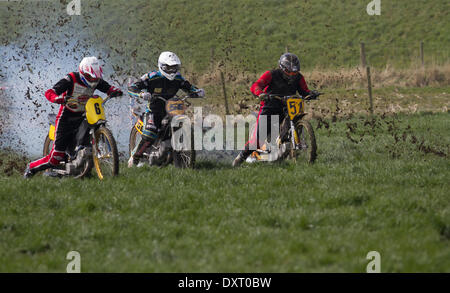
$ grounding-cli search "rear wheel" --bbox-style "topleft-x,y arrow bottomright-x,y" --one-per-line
93,126 -> 119,179
129,126 -> 140,157
73,153 -> 93,179
291,120 -> 317,164
43,135 -> 53,156
173,150 -> 196,168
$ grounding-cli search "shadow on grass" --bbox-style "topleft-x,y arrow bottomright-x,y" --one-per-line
194,160 -> 233,170
193,158 -> 295,170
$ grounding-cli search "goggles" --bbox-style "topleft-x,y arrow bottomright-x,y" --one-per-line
83,72 -> 100,83
162,64 -> 180,74
283,68 -> 299,76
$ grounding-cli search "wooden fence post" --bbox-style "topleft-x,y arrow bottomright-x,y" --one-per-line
285,46 -> 289,53
366,66 -> 373,115
420,41 -> 424,67
210,47 -> 215,71
220,71 -> 230,115
360,42 -> 367,68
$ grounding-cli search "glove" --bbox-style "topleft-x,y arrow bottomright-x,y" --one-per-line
139,92 -> 152,101
258,93 -> 269,101
108,86 -> 123,97
193,88 -> 205,98
308,90 -> 319,99
61,95 -> 70,104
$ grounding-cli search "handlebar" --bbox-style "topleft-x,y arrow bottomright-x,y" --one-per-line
64,94 -> 113,106
268,92 -> 323,101
152,94 -> 194,106
102,95 -> 112,105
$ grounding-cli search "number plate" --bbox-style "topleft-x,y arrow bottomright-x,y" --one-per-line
135,119 -> 144,134
85,96 -> 106,124
166,98 -> 186,116
286,98 -> 305,120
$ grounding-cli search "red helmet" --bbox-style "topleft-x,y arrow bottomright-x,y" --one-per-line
79,56 -> 103,88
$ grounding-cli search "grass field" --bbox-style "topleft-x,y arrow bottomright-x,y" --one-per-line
1,112 -> 448,272
1,0 -> 449,274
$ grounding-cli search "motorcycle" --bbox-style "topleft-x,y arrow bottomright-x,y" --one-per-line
42,95 -> 119,179
246,92 -> 322,164
129,94 -> 195,168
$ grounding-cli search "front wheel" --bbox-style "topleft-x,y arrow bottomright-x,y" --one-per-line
172,126 -> 195,168
173,150 -> 196,168
93,126 -> 119,179
291,120 -> 317,164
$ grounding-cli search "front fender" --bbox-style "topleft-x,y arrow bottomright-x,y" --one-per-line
293,113 -> 308,123
171,115 -> 191,124
48,124 -> 56,141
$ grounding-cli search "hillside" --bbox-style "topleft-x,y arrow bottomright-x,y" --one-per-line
1,0 -> 449,73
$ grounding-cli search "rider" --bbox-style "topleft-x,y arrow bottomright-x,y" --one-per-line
23,56 -> 123,178
232,53 -> 319,167
127,51 -> 205,167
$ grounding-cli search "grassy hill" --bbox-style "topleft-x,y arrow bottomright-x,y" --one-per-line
1,0 -> 449,73
93,0 -> 450,71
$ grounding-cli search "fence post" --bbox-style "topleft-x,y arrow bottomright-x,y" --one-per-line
360,42 -> 367,68
420,41 -> 424,67
285,46 -> 289,53
220,71 -> 230,115
210,47 -> 215,71
366,66 -> 373,115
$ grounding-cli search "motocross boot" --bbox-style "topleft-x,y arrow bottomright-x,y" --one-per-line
232,150 -> 251,167
23,164 -> 35,179
43,170 -> 62,178
128,138 -> 153,168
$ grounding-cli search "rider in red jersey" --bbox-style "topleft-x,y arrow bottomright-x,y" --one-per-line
232,53 -> 318,167
24,56 -> 123,178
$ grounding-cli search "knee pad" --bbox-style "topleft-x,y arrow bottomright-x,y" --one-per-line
143,113 -> 158,140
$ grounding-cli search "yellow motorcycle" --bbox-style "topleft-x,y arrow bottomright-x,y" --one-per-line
247,93 -> 322,164
129,94 -> 195,168
43,95 -> 119,179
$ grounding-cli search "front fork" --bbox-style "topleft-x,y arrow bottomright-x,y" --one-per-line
290,120 -> 299,150
90,125 -> 103,159
90,128 -> 97,154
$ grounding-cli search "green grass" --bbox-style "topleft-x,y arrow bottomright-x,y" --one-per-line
1,0 -> 449,73
1,112 -> 449,272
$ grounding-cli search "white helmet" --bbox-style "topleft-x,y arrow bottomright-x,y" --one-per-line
79,56 -> 103,88
158,51 -> 181,80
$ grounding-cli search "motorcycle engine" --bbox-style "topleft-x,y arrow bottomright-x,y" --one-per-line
161,117 -> 170,127
148,139 -> 171,166
66,146 -> 92,174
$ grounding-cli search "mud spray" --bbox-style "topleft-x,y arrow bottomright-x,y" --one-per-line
0,17 -> 135,159
0,0 -> 236,164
